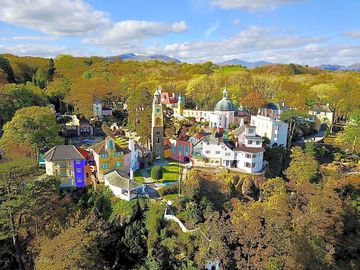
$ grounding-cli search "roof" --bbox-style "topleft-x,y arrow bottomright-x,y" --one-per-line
164,144 -> 172,150
91,139 -> 131,155
76,147 -> 90,159
44,145 -> 85,161
214,87 -> 234,111
311,104 -> 333,113
233,145 -> 264,153
104,170 -> 142,190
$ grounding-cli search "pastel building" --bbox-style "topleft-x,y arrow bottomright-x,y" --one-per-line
44,145 -> 92,188
90,136 -> 131,181
164,129 -> 192,163
309,104 -> 334,130
251,108 -> 288,148
192,125 -> 264,173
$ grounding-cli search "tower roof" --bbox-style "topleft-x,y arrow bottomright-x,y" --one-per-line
154,87 -> 161,96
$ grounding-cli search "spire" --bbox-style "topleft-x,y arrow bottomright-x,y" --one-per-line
154,87 -> 161,96
178,94 -> 183,104
223,85 -> 228,99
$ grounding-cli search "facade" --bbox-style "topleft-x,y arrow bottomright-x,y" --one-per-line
93,99 -> 113,119
161,91 -> 178,108
165,129 -> 192,163
44,145 -> 92,188
104,170 -> 144,201
90,136 -> 131,181
151,88 -> 165,159
180,87 -> 236,129
251,108 -> 288,148
309,104 -> 334,130
192,125 -> 264,173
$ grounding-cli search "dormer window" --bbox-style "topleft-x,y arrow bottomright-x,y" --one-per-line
108,139 -> 114,150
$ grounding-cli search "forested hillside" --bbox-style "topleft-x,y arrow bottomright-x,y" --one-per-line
0,54 -> 359,270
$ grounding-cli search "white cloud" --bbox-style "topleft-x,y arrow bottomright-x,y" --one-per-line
210,0 -> 300,11
11,36 -> 59,41
84,20 -> 188,49
0,44 -> 91,57
0,0 -> 110,35
205,22 -> 220,38
157,26 -> 323,62
344,30 -> 360,38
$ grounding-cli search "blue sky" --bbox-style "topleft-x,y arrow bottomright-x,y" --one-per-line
1,0 -> 360,65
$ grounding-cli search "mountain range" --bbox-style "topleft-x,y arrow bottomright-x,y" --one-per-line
217,59 -> 271,68
317,64 -> 360,71
106,53 -> 181,63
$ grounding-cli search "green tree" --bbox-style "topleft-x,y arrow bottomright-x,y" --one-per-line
151,166 -> 163,180
285,146 -> 319,184
0,56 -> 15,83
1,106 -> 63,158
335,109 -> 360,153
280,110 -> 308,150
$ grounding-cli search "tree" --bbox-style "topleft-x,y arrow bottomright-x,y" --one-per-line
33,67 -> 50,89
35,213 -> 102,270
0,159 -> 37,270
335,109 -> 360,153
151,166 -> 163,181
240,91 -> 268,115
0,106 -> 63,159
183,170 -> 201,199
0,56 -> 15,83
280,110 -> 308,150
45,78 -> 70,112
285,146 -> 318,185
0,83 -> 46,126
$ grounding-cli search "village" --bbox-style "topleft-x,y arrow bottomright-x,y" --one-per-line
40,85 -> 336,202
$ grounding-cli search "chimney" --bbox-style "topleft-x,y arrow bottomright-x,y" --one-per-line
130,169 -> 134,180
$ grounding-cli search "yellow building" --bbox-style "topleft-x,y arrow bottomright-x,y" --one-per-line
91,136 -> 131,181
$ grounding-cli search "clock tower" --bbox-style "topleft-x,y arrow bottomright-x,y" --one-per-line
151,87 -> 164,159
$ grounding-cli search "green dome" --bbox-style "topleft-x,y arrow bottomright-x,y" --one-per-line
214,87 -> 234,111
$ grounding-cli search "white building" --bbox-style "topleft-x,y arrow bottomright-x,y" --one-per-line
104,170 -> 144,201
251,108 -> 288,148
93,99 -> 113,119
192,125 -> 264,173
181,87 -> 235,129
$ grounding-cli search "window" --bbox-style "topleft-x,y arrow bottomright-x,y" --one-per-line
245,154 -> 251,159
205,150 -> 211,154
77,178 -> 82,182
108,139 -> 114,149
69,169 -> 72,176
215,151 -> 220,155
252,163 -> 256,168
245,162 -> 251,168
155,117 -> 161,126
225,153 -> 231,156
184,145 -> 189,155
178,144 -> 182,155
256,141 -> 261,145
76,160 -> 81,164
101,154 -> 108,159
102,164 -> 109,169
156,108 -> 160,113
172,145 -> 176,154
76,168 -> 81,173
54,161 -> 58,166
157,137 -> 160,143
252,154 -> 257,158
248,128 -> 254,134
116,162 -> 123,167
248,140 -> 253,145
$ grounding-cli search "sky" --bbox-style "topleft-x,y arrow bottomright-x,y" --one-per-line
0,0 -> 360,65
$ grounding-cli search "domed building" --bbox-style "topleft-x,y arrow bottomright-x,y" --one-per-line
209,87 -> 235,129
179,87 -> 237,129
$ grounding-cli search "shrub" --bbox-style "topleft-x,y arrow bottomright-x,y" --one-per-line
151,166 -> 163,180
158,184 -> 179,197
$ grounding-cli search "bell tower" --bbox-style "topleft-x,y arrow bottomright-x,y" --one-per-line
151,87 -> 164,159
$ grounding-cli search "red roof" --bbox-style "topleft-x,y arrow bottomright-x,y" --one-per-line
76,147 -> 90,159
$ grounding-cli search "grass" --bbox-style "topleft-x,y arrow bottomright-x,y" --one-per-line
132,160 -> 182,183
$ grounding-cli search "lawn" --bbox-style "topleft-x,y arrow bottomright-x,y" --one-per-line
132,161 -> 182,184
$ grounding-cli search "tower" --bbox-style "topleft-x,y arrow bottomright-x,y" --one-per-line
177,94 -> 184,116
151,88 -> 164,159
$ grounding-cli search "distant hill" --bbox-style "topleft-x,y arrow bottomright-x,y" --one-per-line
107,53 -> 181,63
318,63 -> 360,71
217,59 -> 271,68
